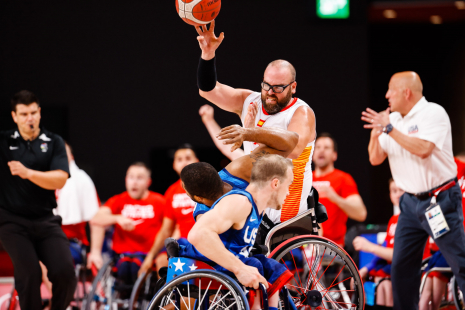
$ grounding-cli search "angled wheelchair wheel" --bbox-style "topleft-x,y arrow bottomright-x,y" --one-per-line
128,271 -> 159,310
83,259 -> 119,310
452,276 -> 464,310
146,270 -> 249,310
270,235 -> 365,310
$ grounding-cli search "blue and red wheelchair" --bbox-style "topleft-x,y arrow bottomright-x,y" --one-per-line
146,190 -> 365,310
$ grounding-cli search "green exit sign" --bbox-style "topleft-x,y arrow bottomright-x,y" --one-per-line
317,0 -> 350,19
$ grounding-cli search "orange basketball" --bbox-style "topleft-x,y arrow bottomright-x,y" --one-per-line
176,0 -> 221,26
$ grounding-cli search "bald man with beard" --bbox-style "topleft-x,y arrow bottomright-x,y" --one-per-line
195,21 -> 316,225
362,71 -> 465,310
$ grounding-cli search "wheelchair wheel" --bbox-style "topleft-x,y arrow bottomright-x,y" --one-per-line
83,259 -> 120,310
146,270 -> 249,310
128,271 -> 158,310
270,235 -> 365,310
452,276 -> 464,310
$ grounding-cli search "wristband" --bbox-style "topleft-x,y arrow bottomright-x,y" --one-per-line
197,57 -> 217,92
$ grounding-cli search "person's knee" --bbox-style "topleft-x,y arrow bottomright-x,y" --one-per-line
47,261 -> 76,286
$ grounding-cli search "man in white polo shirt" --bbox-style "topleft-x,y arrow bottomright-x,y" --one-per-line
362,71 -> 464,310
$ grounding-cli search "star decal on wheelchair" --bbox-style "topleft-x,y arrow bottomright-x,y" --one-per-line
188,264 -> 198,271
173,258 -> 185,271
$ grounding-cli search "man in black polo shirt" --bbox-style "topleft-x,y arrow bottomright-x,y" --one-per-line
0,90 -> 76,310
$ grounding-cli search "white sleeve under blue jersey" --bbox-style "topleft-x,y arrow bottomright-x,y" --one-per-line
192,168 -> 249,220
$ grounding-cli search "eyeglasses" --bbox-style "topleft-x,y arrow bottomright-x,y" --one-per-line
261,81 -> 295,93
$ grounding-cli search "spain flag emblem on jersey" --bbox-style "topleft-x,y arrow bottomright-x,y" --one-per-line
257,119 -> 266,127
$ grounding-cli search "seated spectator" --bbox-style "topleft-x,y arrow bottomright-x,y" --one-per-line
88,162 -> 165,288
312,132 -> 367,246
353,178 -> 404,308
139,144 -> 199,275
419,156 -> 465,310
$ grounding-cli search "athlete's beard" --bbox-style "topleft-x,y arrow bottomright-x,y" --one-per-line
261,88 -> 292,115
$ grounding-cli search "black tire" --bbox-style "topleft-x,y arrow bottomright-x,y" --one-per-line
128,271 -> 158,310
452,276 -> 464,310
146,270 -> 249,310
270,235 -> 365,310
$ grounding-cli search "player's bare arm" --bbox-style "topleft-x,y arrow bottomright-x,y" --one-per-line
363,107 -> 434,161
318,186 -> 367,221
219,125 -> 298,182
196,21 -> 252,115
188,194 -> 268,289
199,104 -> 245,160
139,217 -> 176,276
90,206 -> 136,231
286,105 -> 316,159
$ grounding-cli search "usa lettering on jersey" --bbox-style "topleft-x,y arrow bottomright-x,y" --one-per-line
172,193 -> 196,208
121,204 -> 155,219
239,225 -> 258,257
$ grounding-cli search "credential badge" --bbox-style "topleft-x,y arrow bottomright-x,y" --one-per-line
40,143 -> 48,152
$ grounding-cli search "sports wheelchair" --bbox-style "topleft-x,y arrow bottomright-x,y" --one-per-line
419,256 -> 464,310
83,253 -> 161,310
146,189 -> 365,310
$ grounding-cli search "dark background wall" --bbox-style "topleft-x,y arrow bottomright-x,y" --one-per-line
1,0 -> 464,225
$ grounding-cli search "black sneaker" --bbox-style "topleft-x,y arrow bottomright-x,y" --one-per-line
164,237 -> 180,258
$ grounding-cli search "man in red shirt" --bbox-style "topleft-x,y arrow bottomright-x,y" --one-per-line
139,145 -> 199,275
88,162 -> 165,284
312,133 -> 367,246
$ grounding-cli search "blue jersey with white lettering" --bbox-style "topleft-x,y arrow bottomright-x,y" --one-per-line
192,168 -> 249,220
179,189 -> 262,263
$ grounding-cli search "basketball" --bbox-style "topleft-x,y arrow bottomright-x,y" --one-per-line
176,0 -> 221,26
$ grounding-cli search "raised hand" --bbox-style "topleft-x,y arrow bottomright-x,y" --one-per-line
243,102 -> 258,128
361,107 -> 390,138
199,104 -> 214,122
217,125 -> 247,152
196,20 -> 224,60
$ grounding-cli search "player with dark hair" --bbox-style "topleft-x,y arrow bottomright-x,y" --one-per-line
139,144 -> 199,275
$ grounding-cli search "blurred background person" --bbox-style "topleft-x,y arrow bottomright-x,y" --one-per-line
353,178 -> 404,309
88,162 -> 165,293
312,132 -> 367,246
139,144 -> 199,275
55,142 -> 100,255
199,104 -> 244,161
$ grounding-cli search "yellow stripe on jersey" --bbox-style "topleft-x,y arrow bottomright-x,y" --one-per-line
280,146 -> 313,222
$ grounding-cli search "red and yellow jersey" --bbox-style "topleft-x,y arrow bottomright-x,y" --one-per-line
164,180 -> 196,239
105,191 -> 165,254
313,169 -> 360,246
385,214 -> 399,250
241,92 -> 315,223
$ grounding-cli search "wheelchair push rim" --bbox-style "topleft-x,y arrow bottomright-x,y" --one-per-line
270,235 -> 365,310
146,270 -> 249,310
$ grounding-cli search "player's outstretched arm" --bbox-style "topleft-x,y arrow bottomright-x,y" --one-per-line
196,21 -> 252,116
199,104 -> 245,160
218,125 -> 298,182
90,206 -> 136,231
188,195 -> 268,289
